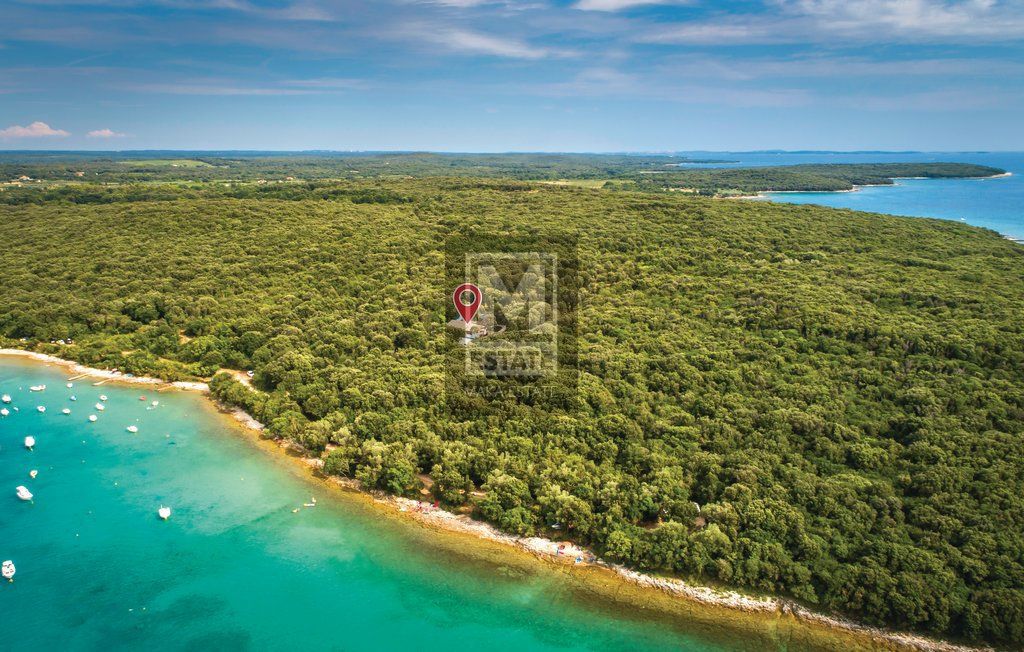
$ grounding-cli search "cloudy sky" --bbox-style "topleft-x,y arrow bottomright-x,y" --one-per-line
1,0 -> 1023,151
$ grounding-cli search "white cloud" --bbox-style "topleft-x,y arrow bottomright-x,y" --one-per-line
780,0 -> 1024,39
282,77 -> 367,89
419,0 -> 495,6
524,66 -> 812,106
652,55 -> 1024,80
441,28 -> 548,57
0,121 -> 70,138
574,0 -> 690,11
643,0 -> 1024,44
399,25 -> 572,58
129,82 -> 325,95
120,75 -> 367,95
416,0 -> 544,8
169,0 -> 336,21
643,23 -> 774,44
86,128 -> 126,138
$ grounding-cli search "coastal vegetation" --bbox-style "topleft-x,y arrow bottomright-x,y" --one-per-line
0,152 -> 731,184
1,162 -> 1022,646
621,162 -> 1005,195
0,153 -> 1001,197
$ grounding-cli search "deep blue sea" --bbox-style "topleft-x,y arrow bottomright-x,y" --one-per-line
674,151 -> 1024,241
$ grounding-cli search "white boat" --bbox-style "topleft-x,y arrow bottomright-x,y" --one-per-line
0,408 -> 8,417
2,560 -> 14,581
24,436 -> 35,449
151,400 -> 159,407
62,408 -> 71,415
126,425 -> 139,433
29,385 -> 46,392
88,415 -> 98,422
70,395 -> 77,401
29,470 -> 37,479
16,486 -> 33,501
37,406 -> 45,413
66,382 -> 73,388
1,394 -> 10,403
99,395 -> 108,401
95,403 -> 105,411
158,506 -> 171,520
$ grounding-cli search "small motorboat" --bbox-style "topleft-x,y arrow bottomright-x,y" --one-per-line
62,408 -> 71,415
1,408 -> 8,417
70,395 -> 77,401
126,425 -> 139,433
151,400 -> 159,407
88,414 -> 98,422
99,395 -> 108,402
2,560 -> 15,581
95,403 -> 105,411
1,394 -> 11,403
16,486 -> 33,501
36,406 -> 46,413
139,396 -> 147,401
158,506 -> 171,520
29,385 -> 46,392
66,382 -> 74,388
24,436 -> 35,449
29,470 -> 37,479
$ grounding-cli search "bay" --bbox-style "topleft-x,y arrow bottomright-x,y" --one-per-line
674,151 -> 1024,241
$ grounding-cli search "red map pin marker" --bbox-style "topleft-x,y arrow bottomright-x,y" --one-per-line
453,283 -> 482,324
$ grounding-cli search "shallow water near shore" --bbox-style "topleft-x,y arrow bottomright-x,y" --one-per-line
0,357 -> 759,651
707,151 -> 1024,240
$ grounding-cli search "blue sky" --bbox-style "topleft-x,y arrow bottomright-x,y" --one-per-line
1,0 -> 1023,151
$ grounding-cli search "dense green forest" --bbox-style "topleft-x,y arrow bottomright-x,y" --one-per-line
624,162 -> 1005,195
0,152 -> 1001,196
1,170 -> 1022,646
0,152 -> 732,184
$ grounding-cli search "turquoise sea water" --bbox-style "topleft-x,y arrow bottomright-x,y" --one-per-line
676,151 -> 1024,240
0,359 -> 745,652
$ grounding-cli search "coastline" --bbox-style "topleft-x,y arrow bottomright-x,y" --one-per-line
0,348 -> 990,652
733,170 -> 1015,201
731,171 -> 1022,244
0,349 -> 209,392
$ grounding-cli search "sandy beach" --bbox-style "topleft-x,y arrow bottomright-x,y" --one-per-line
0,347 -> 990,652
0,349 -> 209,392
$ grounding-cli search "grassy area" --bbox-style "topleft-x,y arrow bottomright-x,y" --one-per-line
534,179 -> 611,188
117,159 -> 214,168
